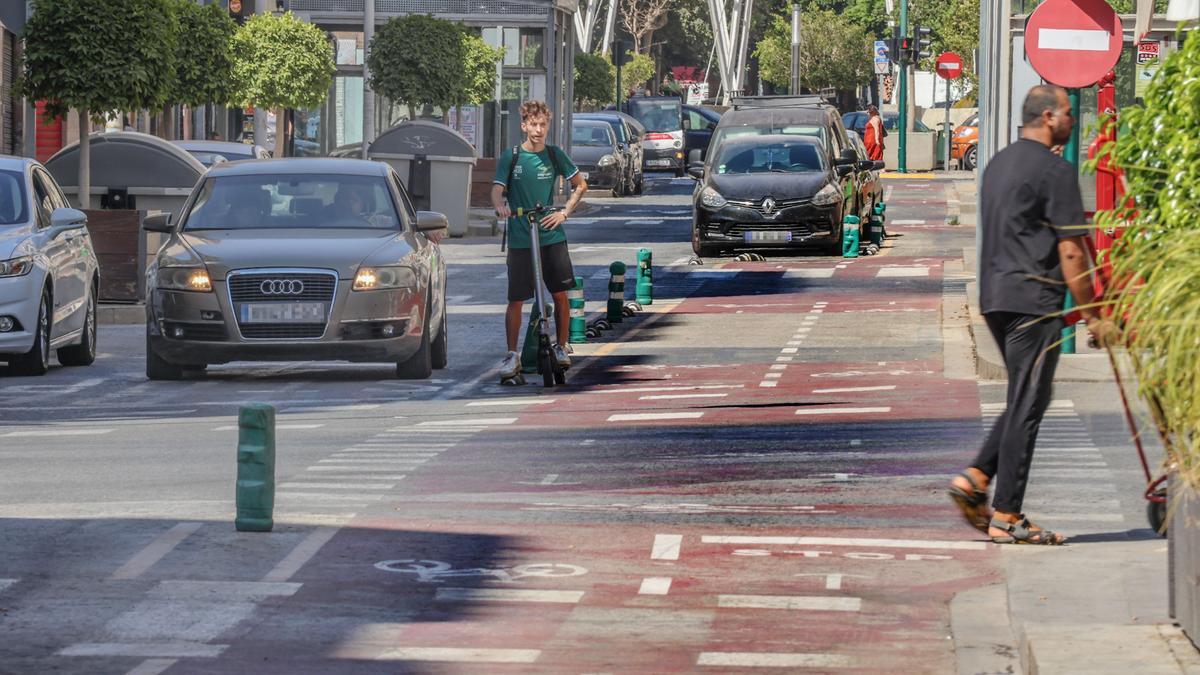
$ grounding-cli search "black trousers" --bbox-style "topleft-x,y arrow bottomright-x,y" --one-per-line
972,311 -> 1062,514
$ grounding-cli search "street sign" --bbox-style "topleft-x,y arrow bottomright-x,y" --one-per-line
1025,0 -> 1122,88
935,52 -> 964,80
874,40 -> 891,75
1137,41 -> 1161,64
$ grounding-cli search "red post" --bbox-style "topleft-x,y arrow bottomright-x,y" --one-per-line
1086,71 -> 1122,306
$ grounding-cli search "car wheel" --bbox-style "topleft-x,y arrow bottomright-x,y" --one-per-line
691,226 -> 720,257
964,144 -> 978,171
825,227 -> 845,256
145,331 -> 183,380
674,166 -> 686,178
58,283 -> 97,367
10,287 -> 52,376
633,175 -> 644,195
431,301 -> 448,370
396,301 -> 433,379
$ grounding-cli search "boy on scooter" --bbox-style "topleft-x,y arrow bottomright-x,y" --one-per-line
491,100 -> 589,381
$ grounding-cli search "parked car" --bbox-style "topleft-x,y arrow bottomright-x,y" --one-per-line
951,113 -> 979,170
570,119 -> 627,197
174,140 -> 271,167
576,112 -> 645,195
846,130 -> 885,220
0,156 -> 99,375
682,104 -> 722,162
142,158 -> 449,380
624,96 -> 686,176
688,135 -> 861,257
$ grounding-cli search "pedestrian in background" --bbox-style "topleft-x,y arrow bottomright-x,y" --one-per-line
948,84 -> 1115,545
863,105 -> 885,161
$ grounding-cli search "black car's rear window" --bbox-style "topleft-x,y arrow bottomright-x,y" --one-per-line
182,174 -> 401,231
0,170 -> 29,226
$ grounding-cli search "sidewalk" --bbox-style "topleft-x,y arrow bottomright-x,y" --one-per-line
950,176 -> 1200,674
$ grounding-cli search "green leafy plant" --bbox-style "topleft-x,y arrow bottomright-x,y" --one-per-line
230,11 -> 335,156
1091,31 -> 1200,491
368,15 -> 466,121
455,28 -> 505,124
19,0 -> 178,206
170,0 -> 236,108
575,52 -> 615,108
621,52 -> 656,94
755,10 -> 872,92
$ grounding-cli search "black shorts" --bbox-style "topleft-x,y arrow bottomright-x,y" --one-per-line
507,241 -> 575,302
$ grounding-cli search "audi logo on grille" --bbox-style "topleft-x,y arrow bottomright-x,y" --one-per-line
260,279 -> 305,295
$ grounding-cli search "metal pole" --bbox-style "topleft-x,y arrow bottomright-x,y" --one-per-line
1061,87 -> 1081,354
253,0 -> 269,149
944,76 -> 952,170
734,0 -> 755,96
615,39 -> 623,111
790,4 -> 801,94
362,0 -> 374,159
898,0 -> 908,173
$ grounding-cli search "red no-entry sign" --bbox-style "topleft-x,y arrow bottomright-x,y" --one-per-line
935,52 -> 964,80
1025,0 -> 1123,88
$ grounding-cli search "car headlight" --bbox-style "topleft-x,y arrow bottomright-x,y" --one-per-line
354,266 -> 417,291
700,186 -> 727,209
0,256 -> 34,277
157,267 -> 212,292
812,184 -> 842,207
599,154 -> 617,167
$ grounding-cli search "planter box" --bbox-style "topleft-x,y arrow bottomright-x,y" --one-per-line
1170,475 -> 1200,649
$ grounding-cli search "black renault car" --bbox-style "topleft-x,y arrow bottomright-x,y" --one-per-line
688,135 -> 863,257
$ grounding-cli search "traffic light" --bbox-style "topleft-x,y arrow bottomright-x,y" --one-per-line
912,23 -> 932,61
890,25 -> 903,64
612,40 -> 632,67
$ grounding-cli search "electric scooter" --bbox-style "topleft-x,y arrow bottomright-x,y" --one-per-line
499,203 -> 568,387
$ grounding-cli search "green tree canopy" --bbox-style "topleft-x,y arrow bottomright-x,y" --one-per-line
230,11 -> 334,111
169,0 -> 237,107
20,0 -> 178,121
458,29 -> 505,106
575,52 -> 615,107
755,10 -> 872,92
368,15 -> 466,115
621,52 -> 657,93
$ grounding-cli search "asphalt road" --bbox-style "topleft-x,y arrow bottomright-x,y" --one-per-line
0,174 -> 1168,673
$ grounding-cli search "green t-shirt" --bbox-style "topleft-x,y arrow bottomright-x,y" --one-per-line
493,145 -> 578,249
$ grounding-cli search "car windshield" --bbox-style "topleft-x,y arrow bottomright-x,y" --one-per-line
572,124 -> 612,147
0,170 -> 29,225
628,99 -> 682,133
182,174 -> 401,231
714,141 -> 825,175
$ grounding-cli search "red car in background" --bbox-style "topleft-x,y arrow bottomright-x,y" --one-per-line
951,113 -> 979,170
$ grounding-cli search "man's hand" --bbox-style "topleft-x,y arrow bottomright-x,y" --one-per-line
1087,316 -> 1120,348
540,211 -> 567,230
495,204 -> 512,220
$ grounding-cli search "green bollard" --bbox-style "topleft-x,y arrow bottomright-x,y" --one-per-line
520,303 -> 542,373
235,403 -> 276,532
841,215 -> 861,258
636,248 -> 653,306
568,276 -> 587,344
607,261 -> 627,323
868,215 -> 885,247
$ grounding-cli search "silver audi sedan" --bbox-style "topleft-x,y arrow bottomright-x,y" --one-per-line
143,158 -> 449,380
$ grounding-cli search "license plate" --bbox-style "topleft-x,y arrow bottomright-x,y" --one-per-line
744,231 -> 792,243
240,302 -> 325,324
647,159 -> 672,167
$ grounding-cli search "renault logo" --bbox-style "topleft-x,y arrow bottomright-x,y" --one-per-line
260,279 -> 305,295
761,198 -> 777,215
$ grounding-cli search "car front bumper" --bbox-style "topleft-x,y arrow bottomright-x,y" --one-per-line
0,270 -> 45,356
694,200 -> 841,248
643,147 -> 684,171
951,140 -> 974,159
146,277 -> 427,365
578,164 -> 621,190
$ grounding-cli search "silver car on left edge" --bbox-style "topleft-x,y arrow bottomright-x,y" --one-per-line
143,158 -> 449,380
0,156 -> 99,375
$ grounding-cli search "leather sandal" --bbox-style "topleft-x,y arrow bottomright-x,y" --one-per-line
989,516 -> 1066,545
948,471 -> 990,533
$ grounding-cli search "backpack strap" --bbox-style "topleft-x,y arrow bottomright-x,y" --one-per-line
502,145 -> 521,197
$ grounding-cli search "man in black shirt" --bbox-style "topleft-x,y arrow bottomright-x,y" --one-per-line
949,85 -> 1115,545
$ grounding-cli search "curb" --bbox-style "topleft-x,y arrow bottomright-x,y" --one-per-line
99,304 -> 145,326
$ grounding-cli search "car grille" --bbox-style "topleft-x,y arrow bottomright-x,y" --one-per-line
722,222 -> 815,236
727,197 -> 812,216
228,269 -> 337,341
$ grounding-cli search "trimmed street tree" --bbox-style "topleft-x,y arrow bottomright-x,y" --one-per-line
230,11 -> 334,157
455,29 -> 505,129
368,15 -> 466,122
19,0 -> 178,207
575,52 -> 615,109
168,0 -> 237,138
621,53 -> 657,96
755,10 -> 872,93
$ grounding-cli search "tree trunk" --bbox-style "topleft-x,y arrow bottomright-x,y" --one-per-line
161,104 -> 176,140
77,110 -> 90,210
274,107 -> 287,158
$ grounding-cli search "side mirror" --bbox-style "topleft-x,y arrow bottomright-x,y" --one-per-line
416,210 -> 449,234
687,148 -> 704,165
142,211 -> 173,233
856,160 -> 875,171
686,163 -> 705,180
835,164 -> 854,177
840,148 -> 857,162
50,207 -> 87,232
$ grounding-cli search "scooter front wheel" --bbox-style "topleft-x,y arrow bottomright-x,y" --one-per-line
539,348 -> 555,387
553,365 -> 566,385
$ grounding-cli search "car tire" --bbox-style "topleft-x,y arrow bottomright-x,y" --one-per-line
825,227 -> 845,256
58,283 -> 97,367
145,331 -> 184,381
10,287 -> 52,376
431,301 -> 448,370
691,227 -> 720,257
964,145 -> 978,171
633,175 -> 644,195
674,166 -> 686,178
396,301 -> 433,379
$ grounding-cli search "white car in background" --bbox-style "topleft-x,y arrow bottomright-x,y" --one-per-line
0,156 -> 99,375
